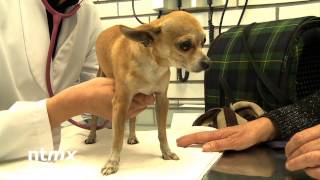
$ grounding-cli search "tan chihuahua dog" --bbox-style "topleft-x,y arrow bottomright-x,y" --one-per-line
85,11 -> 210,175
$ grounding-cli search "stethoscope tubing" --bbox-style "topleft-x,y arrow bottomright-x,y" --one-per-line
42,0 -> 106,130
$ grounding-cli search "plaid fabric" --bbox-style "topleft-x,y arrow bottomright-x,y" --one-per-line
205,16 -> 320,111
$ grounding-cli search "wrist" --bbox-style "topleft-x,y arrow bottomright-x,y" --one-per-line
256,117 -> 277,142
46,87 -> 87,128
47,97 -> 62,129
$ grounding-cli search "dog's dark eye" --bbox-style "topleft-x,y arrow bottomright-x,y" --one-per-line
179,40 -> 193,51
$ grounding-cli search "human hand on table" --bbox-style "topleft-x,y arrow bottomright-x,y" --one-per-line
285,124 -> 320,179
176,117 -> 277,151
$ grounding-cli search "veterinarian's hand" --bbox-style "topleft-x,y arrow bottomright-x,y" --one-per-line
128,93 -> 155,118
75,78 -> 154,120
47,77 -> 115,128
285,124 -> 320,179
176,117 -> 277,151
47,77 -> 155,128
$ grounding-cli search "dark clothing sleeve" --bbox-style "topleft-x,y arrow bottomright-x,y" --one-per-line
264,90 -> 320,140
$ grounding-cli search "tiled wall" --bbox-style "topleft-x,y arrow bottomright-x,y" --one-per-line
91,0 -> 320,125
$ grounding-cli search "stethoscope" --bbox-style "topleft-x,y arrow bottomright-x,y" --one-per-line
42,0 -> 106,130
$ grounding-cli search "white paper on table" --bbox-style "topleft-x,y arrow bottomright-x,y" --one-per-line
0,122 -> 221,180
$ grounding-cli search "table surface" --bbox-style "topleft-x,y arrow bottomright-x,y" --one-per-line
168,113 -> 312,180
203,145 -> 312,180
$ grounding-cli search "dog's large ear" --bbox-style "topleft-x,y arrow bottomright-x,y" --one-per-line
119,25 -> 161,47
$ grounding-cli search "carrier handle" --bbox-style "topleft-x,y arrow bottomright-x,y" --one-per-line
241,23 -> 292,106
192,107 -> 221,128
219,76 -> 236,106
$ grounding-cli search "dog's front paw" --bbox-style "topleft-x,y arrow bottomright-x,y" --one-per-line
101,160 -> 119,175
84,136 -> 96,144
127,136 -> 139,145
162,152 -> 179,160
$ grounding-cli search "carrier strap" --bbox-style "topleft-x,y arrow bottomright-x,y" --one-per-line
219,76 -> 235,106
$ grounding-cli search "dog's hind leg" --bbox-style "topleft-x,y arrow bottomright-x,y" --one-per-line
127,117 -> 139,144
101,90 -> 132,175
155,93 -> 179,160
84,115 -> 98,144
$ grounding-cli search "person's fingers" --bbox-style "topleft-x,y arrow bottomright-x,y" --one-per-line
128,105 -> 147,118
128,94 -> 154,116
144,95 -> 155,105
176,128 -> 236,147
202,132 -> 258,152
288,138 -> 320,160
132,93 -> 155,106
202,138 -> 238,152
285,124 -> 320,157
286,151 -> 320,171
305,167 -> 320,179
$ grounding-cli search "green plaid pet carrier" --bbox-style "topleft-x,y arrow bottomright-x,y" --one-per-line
205,16 -> 320,112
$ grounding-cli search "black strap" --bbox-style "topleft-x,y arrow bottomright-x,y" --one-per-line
219,78 -> 225,106
241,23 -> 292,106
219,76 -> 235,106
175,1 -> 190,83
177,68 -> 189,82
157,10 -> 163,19
223,107 -> 238,126
207,0 -> 215,44
177,0 -> 182,10
235,108 -> 257,121
193,108 -> 221,128
256,80 -> 279,108
132,0 -> 145,24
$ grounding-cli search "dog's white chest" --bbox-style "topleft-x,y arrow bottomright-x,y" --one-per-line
138,84 -> 164,95
136,67 -> 169,95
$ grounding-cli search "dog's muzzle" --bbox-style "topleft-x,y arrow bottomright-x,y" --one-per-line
200,61 -> 210,70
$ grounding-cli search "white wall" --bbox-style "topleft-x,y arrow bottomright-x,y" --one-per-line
91,0 -> 320,125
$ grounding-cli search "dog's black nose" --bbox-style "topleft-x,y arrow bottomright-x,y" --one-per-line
200,61 -> 210,70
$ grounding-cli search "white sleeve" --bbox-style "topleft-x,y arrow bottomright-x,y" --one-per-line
0,100 -> 54,161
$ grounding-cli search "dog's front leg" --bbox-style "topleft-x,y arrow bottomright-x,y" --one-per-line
101,90 -> 132,175
155,93 -> 179,160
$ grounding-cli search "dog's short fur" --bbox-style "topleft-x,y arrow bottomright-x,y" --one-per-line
85,11 -> 210,175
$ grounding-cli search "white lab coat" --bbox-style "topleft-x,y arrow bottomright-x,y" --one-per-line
0,0 -> 102,161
